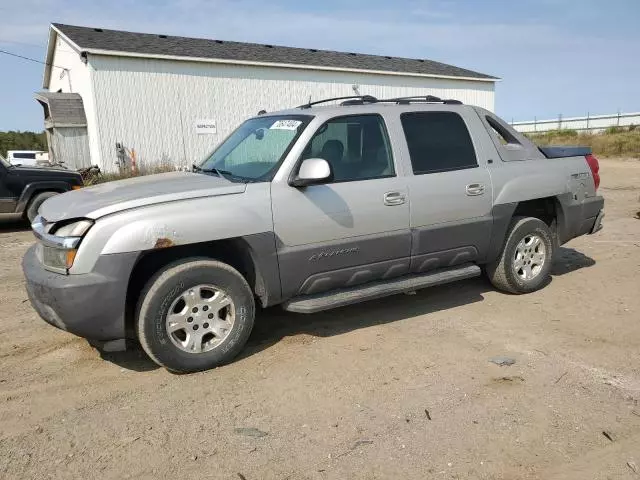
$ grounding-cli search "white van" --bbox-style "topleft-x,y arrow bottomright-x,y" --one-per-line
7,150 -> 49,167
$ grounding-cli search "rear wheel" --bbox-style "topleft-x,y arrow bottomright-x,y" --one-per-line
486,216 -> 554,294
136,259 -> 255,373
26,191 -> 58,223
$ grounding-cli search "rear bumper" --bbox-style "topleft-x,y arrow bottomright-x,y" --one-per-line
22,245 -> 138,343
575,196 -> 605,238
559,195 -> 604,243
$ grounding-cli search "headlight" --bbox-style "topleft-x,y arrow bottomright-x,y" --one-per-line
40,219 -> 93,272
53,219 -> 93,237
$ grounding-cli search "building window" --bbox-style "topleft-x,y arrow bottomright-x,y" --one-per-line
401,111 -> 478,174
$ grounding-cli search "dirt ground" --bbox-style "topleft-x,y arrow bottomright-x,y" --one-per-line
1,158 -> 639,480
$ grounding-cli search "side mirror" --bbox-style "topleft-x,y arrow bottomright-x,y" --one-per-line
291,158 -> 333,187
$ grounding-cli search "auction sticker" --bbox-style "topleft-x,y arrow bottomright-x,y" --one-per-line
270,119 -> 302,130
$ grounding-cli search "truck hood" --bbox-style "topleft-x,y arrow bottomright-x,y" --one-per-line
12,164 -> 82,180
39,171 -> 246,222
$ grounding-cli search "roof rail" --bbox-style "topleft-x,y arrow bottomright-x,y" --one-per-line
298,95 -> 378,109
295,94 -> 462,109
377,95 -> 463,105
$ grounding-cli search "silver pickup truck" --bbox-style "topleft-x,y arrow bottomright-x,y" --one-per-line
22,95 -> 604,373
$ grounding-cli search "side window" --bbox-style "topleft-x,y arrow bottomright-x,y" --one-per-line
14,153 -> 37,159
400,112 -> 478,174
301,115 -> 394,182
486,116 -> 521,146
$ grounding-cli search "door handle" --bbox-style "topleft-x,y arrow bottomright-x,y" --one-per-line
383,191 -> 406,206
465,183 -> 485,196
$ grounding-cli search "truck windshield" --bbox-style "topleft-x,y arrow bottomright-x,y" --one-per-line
199,115 -> 312,182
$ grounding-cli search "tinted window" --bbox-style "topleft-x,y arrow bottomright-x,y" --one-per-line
486,116 -> 521,146
401,112 -> 477,174
301,115 -> 394,182
13,153 -> 37,159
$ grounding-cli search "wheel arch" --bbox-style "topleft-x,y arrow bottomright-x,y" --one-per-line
124,234 -> 281,338
17,182 -> 71,215
486,196 -> 563,264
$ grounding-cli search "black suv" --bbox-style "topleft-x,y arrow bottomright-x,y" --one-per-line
0,156 -> 83,223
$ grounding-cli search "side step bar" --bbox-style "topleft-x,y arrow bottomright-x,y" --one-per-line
283,263 -> 481,314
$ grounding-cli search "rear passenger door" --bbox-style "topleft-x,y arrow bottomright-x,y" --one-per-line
400,109 -> 493,272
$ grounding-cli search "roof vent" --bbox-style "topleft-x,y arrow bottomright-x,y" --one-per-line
265,44 -> 274,48
93,28 -> 103,32
348,52 -> 357,56
385,56 -> 392,59
417,59 -> 425,62
215,40 -> 223,44
158,34 -> 168,39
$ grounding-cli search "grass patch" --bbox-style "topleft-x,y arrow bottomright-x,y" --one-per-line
527,127 -> 640,158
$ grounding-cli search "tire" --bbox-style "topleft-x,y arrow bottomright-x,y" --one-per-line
26,191 -> 59,223
485,216 -> 554,294
136,258 -> 255,373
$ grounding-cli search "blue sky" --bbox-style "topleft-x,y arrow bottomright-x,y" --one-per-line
1,0 -> 639,131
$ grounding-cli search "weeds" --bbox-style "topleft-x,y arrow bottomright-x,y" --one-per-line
93,157 -> 180,184
527,127 -> 640,158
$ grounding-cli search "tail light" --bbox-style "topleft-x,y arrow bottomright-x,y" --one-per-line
585,153 -> 600,190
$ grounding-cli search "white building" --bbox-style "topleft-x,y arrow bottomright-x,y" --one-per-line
40,23 -> 498,171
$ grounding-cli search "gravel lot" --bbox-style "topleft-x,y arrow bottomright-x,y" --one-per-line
1,158 -> 639,480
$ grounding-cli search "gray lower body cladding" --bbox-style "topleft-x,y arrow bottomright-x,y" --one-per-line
284,264 -> 481,313
277,218 -> 493,300
22,245 -> 138,342
277,230 -> 411,299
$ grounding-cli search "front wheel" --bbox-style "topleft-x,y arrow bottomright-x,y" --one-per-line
485,216 -> 555,294
136,259 -> 255,373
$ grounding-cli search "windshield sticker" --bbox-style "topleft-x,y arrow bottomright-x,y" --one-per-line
270,119 -> 302,130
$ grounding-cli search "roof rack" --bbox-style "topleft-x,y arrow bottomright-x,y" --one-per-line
296,95 -> 463,109
377,95 -> 463,105
298,95 -> 378,109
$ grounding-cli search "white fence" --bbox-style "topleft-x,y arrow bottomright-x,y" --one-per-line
511,112 -> 640,133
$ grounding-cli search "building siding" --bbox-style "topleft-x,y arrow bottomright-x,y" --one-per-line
49,127 -> 91,169
87,55 -> 495,171
47,36 -> 102,168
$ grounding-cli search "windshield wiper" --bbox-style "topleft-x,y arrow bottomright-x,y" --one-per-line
202,167 -> 256,183
203,168 -> 233,179
193,164 -> 231,178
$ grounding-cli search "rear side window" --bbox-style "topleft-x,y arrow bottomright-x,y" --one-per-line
13,153 -> 36,159
400,112 -> 477,174
486,116 -> 521,146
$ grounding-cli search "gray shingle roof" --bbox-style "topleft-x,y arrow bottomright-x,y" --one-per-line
35,92 -> 87,127
53,23 -> 497,80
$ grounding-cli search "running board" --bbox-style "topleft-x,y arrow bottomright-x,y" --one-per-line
283,264 -> 481,314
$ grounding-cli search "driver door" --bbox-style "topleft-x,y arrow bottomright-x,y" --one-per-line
271,114 -> 411,299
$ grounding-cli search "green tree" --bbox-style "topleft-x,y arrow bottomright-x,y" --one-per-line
0,131 -> 48,157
